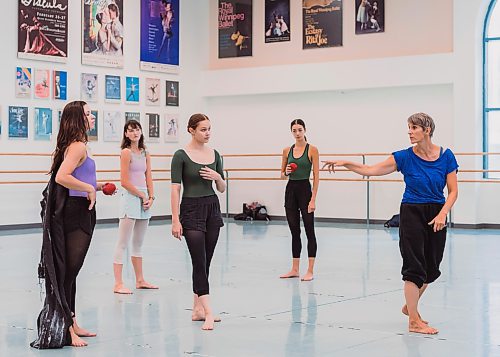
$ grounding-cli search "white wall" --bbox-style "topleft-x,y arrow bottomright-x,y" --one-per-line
1,0 -> 499,227
0,0 -> 209,226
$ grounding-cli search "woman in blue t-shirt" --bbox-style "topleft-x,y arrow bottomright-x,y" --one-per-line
323,113 -> 458,335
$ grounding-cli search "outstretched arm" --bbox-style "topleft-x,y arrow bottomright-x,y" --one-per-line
322,155 -> 397,177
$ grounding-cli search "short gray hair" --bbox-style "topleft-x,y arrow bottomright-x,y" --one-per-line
407,112 -> 435,137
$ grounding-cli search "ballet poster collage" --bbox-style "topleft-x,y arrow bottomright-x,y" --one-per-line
219,0 -> 385,57
6,0 -> 180,143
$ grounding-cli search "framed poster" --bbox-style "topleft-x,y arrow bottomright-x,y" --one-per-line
15,67 -> 32,98
8,106 -> 28,139
18,0 -> 68,62
105,75 -> 121,102
265,0 -> 290,43
125,76 -> 140,104
140,0 -> 180,73
355,0 -> 384,34
303,0 -> 342,49
145,78 -> 161,106
165,80 -> 179,106
165,113 -> 179,142
125,112 -> 141,123
81,73 -> 98,102
218,0 -> 252,58
88,110 -> 98,141
34,69 -> 51,99
103,110 -> 122,142
34,107 -> 52,141
82,0 -> 124,68
146,112 -> 160,142
53,70 -> 68,100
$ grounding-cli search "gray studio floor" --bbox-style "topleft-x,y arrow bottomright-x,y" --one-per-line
1,220 -> 500,357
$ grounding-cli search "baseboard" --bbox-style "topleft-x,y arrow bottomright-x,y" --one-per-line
1,215 -> 500,231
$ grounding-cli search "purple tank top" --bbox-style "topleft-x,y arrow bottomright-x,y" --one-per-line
69,156 -> 97,197
128,151 -> 147,189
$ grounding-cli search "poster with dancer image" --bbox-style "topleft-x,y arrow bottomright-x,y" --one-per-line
265,0 -> 290,43
105,75 -> 121,102
146,113 -> 160,142
18,0 -> 68,62
145,78 -> 160,106
103,110 -> 122,141
34,107 -> 52,141
165,80 -> 179,106
34,69 -> 51,99
88,110 -> 98,141
15,67 -> 32,98
165,113 -> 178,142
125,112 -> 140,123
81,73 -> 98,102
8,106 -> 28,139
82,0 -> 124,68
355,0 -> 384,34
53,70 -> 67,100
218,0 -> 252,58
125,77 -> 140,104
140,0 -> 179,73
303,0 -> 342,49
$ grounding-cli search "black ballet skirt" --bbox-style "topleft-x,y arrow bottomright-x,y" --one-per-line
30,171 -> 72,349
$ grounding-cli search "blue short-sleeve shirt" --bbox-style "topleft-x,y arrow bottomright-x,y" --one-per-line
392,147 -> 459,204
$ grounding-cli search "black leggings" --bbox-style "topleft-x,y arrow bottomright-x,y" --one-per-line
63,197 -> 96,314
64,229 -> 92,313
184,228 -> 220,297
285,180 -> 317,258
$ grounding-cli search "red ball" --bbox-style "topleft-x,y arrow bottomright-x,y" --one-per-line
102,182 -> 116,195
289,163 -> 298,172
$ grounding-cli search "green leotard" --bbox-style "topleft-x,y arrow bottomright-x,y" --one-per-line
171,149 -> 224,197
287,144 -> 312,180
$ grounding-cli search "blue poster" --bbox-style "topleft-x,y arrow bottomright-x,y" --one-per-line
125,76 -> 140,103
53,70 -> 67,100
34,108 -> 52,141
88,110 -> 98,141
105,75 -> 121,101
140,0 -> 179,73
8,106 -> 28,139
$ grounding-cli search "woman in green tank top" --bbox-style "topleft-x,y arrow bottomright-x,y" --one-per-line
279,119 -> 320,282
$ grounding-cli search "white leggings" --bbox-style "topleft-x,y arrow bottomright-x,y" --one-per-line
113,217 -> 149,264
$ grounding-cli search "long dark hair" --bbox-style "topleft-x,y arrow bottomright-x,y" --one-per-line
290,118 -> 307,142
121,119 -> 146,150
50,101 -> 89,174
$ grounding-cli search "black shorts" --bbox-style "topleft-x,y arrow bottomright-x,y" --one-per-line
63,197 -> 96,236
284,179 -> 311,210
399,203 -> 447,288
180,195 -> 224,232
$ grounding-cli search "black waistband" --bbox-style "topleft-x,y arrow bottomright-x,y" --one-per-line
181,195 -> 219,204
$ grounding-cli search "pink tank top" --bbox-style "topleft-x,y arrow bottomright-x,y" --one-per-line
128,150 -> 147,189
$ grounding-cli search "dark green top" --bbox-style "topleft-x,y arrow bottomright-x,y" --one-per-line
171,149 -> 224,197
287,144 -> 312,180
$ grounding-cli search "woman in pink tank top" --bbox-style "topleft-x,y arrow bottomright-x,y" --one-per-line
113,120 -> 158,294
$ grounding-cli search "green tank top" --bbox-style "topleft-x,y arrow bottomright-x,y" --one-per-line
287,144 -> 312,180
171,149 -> 224,197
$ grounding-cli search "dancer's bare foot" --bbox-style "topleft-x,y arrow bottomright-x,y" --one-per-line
69,328 -> 88,347
202,314 -> 215,330
136,280 -> 159,289
192,310 -> 221,322
113,284 -> 133,294
280,270 -> 299,279
409,319 -> 438,334
402,305 -> 428,324
301,272 -> 314,281
73,325 -> 97,338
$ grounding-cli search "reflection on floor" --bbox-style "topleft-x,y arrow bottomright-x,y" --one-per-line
1,221 -> 500,356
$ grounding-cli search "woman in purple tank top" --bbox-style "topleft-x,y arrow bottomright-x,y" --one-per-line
31,101 -> 104,349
